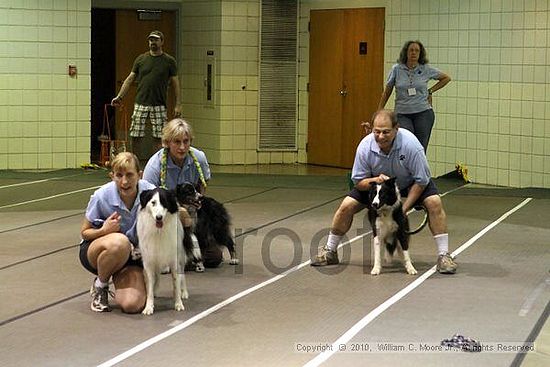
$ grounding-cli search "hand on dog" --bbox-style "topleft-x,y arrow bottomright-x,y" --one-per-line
377,173 -> 390,184
103,212 -> 121,234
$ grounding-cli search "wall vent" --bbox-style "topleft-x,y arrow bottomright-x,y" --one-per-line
258,0 -> 298,151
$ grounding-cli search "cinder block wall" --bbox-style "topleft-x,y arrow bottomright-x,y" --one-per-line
0,0 -> 91,169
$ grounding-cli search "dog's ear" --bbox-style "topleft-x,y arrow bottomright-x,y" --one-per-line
186,183 -> 196,193
164,189 -> 179,214
140,189 -> 155,209
386,177 -> 397,186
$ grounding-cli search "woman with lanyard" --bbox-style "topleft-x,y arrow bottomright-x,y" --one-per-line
377,40 -> 451,152
143,118 -> 213,270
143,118 -> 210,193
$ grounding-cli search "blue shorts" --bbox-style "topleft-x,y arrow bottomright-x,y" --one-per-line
79,239 -> 142,275
348,179 -> 439,207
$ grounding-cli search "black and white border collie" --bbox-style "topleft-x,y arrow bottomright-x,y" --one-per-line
176,183 -> 239,266
368,178 -> 417,275
137,188 -> 188,315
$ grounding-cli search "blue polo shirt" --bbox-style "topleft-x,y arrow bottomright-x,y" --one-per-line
143,147 -> 211,190
351,128 -> 431,190
84,179 -> 156,244
386,63 -> 441,114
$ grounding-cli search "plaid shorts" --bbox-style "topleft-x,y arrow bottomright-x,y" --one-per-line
129,104 -> 167,138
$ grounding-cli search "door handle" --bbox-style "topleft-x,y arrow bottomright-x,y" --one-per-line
340,89 -> 348,96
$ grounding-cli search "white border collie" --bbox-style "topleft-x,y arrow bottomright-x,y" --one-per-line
137,188 -> 188,315
368,178 -> 417,275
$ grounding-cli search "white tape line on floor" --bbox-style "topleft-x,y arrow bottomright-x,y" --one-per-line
0,172 -> 89,189
0,186 -> 101,209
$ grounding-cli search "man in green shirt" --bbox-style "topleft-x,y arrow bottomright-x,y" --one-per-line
112,30 -> 181,160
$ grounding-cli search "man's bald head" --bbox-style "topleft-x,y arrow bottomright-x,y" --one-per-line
372,109 -> 398,128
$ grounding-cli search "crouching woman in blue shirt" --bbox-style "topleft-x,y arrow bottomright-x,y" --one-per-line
79,152 -> 155,313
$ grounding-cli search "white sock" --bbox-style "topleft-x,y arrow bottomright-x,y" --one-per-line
434,233 -> 449,255
95,278 -> 109,289
326,232 -> 342,252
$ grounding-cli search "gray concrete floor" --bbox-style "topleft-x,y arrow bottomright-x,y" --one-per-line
0,165 -> 548,367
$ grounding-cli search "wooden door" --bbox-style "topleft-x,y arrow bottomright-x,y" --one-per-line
307,10 -> 345,167
308,8 -> 385,168
114,10 -> 177,139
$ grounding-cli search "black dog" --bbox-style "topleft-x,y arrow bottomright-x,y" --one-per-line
368,177 -> 417,275
176,183 -> 239,268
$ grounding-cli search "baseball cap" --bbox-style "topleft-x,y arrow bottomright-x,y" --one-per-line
148,30 -> 164,40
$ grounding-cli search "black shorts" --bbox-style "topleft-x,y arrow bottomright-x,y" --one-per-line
79,239 -> 142,275
348,179 -> 439,207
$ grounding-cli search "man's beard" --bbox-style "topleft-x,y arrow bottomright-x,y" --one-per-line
150,44 -> 159,52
